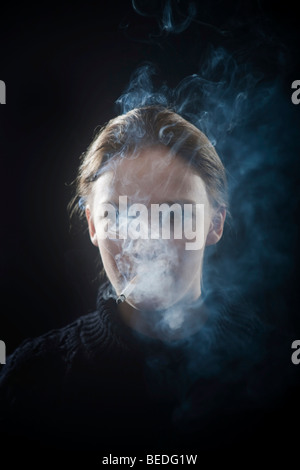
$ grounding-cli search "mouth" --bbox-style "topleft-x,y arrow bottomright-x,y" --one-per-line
121,252 -> 174,277
116,274 -> 140,304
116,259 -> 175,305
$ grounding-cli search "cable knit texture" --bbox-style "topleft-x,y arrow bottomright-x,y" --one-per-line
0,290 -> 274,451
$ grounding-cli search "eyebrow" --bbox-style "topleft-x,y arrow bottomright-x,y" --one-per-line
158,200 -> 197,206
100,199 -> 198,206
99,200 -> 119,206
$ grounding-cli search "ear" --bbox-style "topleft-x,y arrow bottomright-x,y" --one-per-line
85,206 -> 98,247
206,206 -> 226,246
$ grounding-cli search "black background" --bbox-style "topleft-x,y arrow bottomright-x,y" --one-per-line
0,0 -> 299,460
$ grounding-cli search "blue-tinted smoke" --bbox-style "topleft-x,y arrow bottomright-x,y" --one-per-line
112,43 -> 299,411
115,49 -> 296,305
132,0 -> 197,35
94,0 -> 300,421
161,0 -> 196,33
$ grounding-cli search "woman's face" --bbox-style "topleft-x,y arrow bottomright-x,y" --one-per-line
86,146 -> 223,311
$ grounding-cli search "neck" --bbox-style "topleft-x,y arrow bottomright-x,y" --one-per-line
117,288 -> 207,342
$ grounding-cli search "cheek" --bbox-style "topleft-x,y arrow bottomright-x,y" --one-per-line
98,235 -> 202,301
174,239 -> 202,280
98,239 -> 124,285
99,237 -> 201,272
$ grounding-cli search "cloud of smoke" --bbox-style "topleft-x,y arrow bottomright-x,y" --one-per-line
96,0 -> 299,415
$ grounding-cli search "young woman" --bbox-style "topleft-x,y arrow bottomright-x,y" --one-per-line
0,106 -> 260,451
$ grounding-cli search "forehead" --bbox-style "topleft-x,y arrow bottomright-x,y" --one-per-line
92,146 -> 209,204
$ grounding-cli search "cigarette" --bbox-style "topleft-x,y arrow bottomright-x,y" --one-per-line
116,275 -> 139,304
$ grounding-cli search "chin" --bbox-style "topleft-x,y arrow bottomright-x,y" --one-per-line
126,293 -> 182,313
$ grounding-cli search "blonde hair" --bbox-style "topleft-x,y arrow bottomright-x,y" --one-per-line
69,105 -> 228,220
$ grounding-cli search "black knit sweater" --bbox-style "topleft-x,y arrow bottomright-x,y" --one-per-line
0,291 -> 283,452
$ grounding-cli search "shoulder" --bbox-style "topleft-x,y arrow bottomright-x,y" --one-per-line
0,311 -> 101,403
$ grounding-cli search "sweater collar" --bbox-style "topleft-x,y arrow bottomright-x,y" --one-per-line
81,291 -> 206,362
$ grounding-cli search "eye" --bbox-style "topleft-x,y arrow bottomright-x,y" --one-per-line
183,206 -> 197,231
127,209 -> 140,220
169,212 -> 178,230
109,202 -> 119,221
160,206 -> 185,233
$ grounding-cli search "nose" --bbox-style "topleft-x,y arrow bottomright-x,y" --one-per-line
129,239 -> 176,263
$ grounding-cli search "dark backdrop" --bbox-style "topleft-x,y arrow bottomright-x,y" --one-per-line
0,0 -> 299,457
